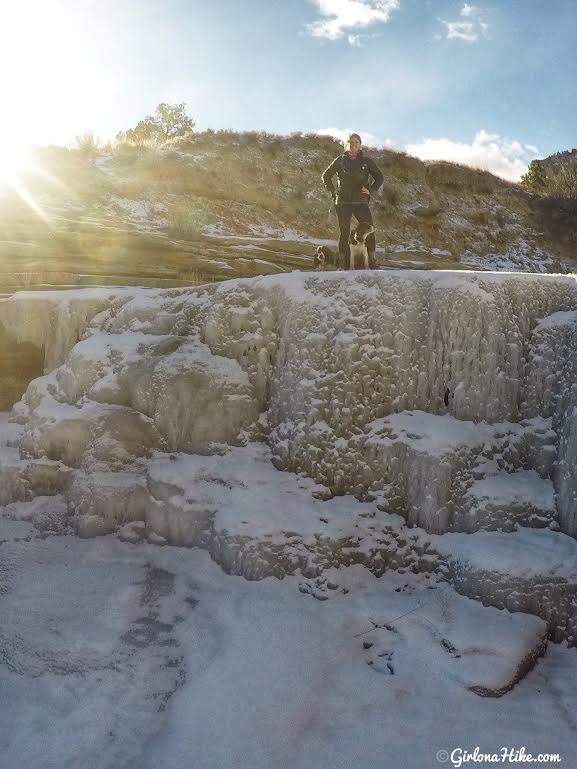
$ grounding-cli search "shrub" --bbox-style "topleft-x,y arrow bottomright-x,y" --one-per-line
532,195 -> 577,244
166,201 -> 205,240
521,158 -> 577,201
74,132 -> 100,165
548,160 -> 577,200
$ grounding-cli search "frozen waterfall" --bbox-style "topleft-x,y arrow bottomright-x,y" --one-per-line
2,270 -> 577,646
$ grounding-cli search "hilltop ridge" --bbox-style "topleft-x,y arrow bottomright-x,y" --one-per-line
0,130 -> 576,290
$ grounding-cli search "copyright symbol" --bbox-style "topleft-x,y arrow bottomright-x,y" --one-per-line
437,749 -> 449,763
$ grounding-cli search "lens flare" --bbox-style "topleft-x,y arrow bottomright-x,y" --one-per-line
0,143 -> 54,222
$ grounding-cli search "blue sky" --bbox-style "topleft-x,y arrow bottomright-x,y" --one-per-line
3,0 -> 575,180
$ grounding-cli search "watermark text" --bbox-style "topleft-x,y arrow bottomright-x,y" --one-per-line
436,747 -> 562,766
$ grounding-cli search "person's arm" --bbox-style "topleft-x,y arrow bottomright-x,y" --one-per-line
367,158 -> 384,195
321,156 -> 341,195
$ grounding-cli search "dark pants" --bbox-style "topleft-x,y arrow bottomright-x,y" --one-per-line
336,203 -> 376,265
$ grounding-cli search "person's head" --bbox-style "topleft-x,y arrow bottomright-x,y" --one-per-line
344,133 -> 362,156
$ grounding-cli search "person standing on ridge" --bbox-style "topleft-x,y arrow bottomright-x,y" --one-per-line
321,133 -> 384,269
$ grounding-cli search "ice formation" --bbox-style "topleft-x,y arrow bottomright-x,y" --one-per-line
2,270 -> 577,648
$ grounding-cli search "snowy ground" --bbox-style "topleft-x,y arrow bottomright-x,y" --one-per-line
2,272 -> 577,767
1,510 -> 576,769
460,239 -> 556,273
1,415 -> 576,769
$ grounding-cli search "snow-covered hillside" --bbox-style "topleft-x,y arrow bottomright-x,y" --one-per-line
1,270 -> 577,768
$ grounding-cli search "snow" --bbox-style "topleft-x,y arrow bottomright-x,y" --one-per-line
387,244 -> 452,257
0,411 -> 22,450
533,309 -> 577,330
2,270 -> 577,766
108,195 -> 169,230
204,223 -> 237,237
110,195 -> 149,220
464,470 -> 556,514
461,239 -> 556,273
234,243 -> 272,251
1,513 -> 574,769
0,286 -> 144,369
432,527 -> 577,581
388,259 -> 427,266
2,271 -> 577,530
367,411 -> 497,455
362,412 -> 557,532
205,222 -> 339,247
145,440 -> 416,562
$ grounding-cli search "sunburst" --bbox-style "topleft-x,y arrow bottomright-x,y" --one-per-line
0,1 -> 97,223
0,144 -> 51,222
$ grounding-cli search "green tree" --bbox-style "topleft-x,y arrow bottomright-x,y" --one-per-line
155,102 -> 195,139
116,102 -> 195,146
520,160 -> 547,192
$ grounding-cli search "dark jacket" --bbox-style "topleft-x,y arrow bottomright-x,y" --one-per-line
321,150 -> 384,204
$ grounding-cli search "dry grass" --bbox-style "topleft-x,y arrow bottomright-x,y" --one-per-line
423,161 -> 506,195
25,127 -> 575,274
468,210 -> 491,226
382,185 -> 401,207
380,150 -> 426,182
165,200 -> 209,240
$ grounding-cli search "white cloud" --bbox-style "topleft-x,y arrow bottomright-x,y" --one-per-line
405,130 -> 540,182
347,31 -> 380,46
312,126 -> 539,183
440,3 -> 488,43
306,0 -> 399,42
316,126 -> 396,148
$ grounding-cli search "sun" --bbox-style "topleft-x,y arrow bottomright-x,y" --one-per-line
0,2 -> 107,164
0,137 -> 52,222
0,142 -> 34,187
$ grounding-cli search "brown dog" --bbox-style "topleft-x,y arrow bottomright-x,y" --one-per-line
314,245 -> 340,270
